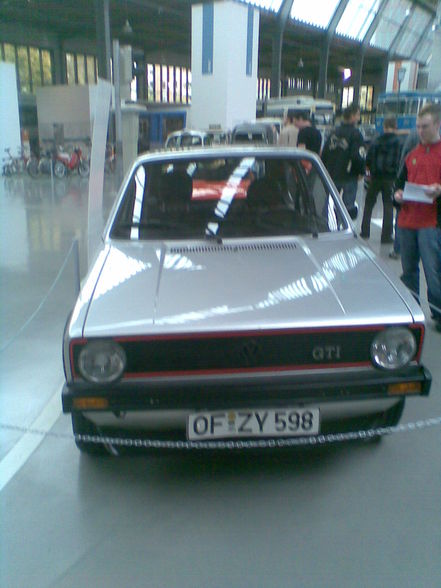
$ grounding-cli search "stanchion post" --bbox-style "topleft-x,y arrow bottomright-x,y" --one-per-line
73,238 -> 81,295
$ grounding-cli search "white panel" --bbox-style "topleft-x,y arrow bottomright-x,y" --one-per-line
0,63 -> 21,160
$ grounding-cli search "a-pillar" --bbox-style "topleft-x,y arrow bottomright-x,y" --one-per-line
190,1 -> 259,130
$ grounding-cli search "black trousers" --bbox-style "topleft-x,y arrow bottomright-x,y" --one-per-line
361,177 -> 394,242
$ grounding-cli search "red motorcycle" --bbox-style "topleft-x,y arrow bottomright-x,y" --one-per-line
53,146 -> 90,178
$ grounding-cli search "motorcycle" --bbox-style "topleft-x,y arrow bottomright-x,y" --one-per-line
2,148 -> 20,176
53,146 -> 90,178
104,143 -> 116,173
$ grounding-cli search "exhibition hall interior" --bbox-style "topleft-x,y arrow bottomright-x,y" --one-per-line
1,1 -> 441,587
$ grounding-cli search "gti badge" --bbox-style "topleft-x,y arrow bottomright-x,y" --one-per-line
312,345 -> 341,361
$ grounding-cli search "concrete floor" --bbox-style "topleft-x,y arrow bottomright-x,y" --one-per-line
1,173 -> 440,588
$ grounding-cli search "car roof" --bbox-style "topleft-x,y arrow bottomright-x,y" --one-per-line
134,145 -> 315,164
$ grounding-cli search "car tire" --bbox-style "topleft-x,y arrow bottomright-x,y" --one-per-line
71,412 -> 109,455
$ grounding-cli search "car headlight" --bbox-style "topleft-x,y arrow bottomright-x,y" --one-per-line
78,340 -> 126,383
371,327 -> 417,370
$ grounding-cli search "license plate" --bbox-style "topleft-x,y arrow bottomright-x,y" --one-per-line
187,408 -> 320,441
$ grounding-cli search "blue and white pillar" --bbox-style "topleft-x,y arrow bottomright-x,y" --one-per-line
190,1 -> 260,130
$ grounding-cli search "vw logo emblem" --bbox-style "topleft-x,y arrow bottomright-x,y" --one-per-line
237,338 -> 262,366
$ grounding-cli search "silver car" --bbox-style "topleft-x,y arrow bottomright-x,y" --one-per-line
62,146 -> 431,454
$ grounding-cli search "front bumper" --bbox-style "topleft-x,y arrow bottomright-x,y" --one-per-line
62,364 -> 431,415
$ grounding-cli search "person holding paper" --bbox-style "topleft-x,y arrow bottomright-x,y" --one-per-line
394,103 -> 441,331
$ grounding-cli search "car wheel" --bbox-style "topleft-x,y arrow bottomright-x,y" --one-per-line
71,412 -> 109,455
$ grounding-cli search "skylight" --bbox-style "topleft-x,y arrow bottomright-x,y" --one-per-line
290,0 -> 341,29
336,0 -> 380,41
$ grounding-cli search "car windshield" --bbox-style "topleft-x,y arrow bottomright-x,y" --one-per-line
110,155 -> 348,241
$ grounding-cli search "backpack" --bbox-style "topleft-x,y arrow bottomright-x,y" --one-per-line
371,143 -> 397,176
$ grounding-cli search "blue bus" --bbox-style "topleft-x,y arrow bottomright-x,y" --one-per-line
375,91 -> 441,133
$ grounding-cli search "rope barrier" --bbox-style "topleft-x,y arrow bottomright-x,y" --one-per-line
0,239 -> 79,353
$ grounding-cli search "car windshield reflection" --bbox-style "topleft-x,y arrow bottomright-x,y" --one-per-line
110,155 -> 347,241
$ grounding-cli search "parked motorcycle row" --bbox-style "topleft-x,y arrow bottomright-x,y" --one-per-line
2,143 -> 117,179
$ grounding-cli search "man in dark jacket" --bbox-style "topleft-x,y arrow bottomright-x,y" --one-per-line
322,104 -> 365,218
360,117 -> 401,243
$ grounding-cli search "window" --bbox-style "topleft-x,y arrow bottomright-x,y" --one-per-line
86,56 -> 96,84
291,0 -> 341,29
342,87 -> 354,109
146,63 -> 191,104
29,47 -> 42,89
77,55 -> 86,85
0,43 -> 53,92
337,0 -> 380,42
66,53 -> 76,84
2,43 -> 16,64
360,86 -> 374,111
17,46 -> 31,94
41,50 -> 53,85
65,52 -> 97,85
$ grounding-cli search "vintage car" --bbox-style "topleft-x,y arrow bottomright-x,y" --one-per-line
231,122 -> 278,144
164,129 -> 212,149
62,146 -> 431,454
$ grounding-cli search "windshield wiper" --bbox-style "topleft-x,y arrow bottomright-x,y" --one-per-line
205,226 -> 223,244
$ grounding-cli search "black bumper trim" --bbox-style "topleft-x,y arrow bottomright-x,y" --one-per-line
62,366 -> 432,413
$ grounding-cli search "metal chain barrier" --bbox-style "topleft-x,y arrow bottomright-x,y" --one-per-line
0,239 -> 80,353
1,415 -> 441,450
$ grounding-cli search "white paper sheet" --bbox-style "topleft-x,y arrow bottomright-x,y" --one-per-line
402,182 -> 435,204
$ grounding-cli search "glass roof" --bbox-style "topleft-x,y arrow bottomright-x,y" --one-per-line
395,6 -> 432,57
290,0 -> 342,29
240,0 -> 436,64
413,27 -> 434,64
242,0 -> 283,12
336,0 -> 381,41
369,0 -> 412,51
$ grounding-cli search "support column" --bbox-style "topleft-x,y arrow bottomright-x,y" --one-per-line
191,1 -> 260,130
352,47 -> 365,107
94,0 -> 112,81
317,0 -> 351,100
53,40 -> 66,85
269,0 -> 294,99
317,36 -> 330,99
270,29 -> 283,98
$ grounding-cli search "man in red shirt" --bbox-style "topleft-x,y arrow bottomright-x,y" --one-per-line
394,103 -> 441,331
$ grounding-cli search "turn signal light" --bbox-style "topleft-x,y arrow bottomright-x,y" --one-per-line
387,382 -> 421,395
73,397 -> 109,409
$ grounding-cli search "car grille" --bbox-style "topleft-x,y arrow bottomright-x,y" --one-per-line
71,326 -> 423,379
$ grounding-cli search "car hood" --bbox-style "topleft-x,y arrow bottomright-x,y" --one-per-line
80,237 -> 418,337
